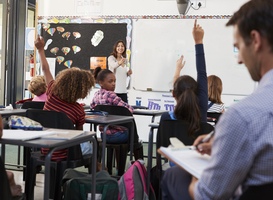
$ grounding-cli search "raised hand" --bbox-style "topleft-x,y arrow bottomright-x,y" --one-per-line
173,55 -> 186,84
127,69 -> 132,76
192,19 -> 204,44
35,35 -> 45,51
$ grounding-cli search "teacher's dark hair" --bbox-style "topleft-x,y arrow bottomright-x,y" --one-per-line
110,40 -> 126,58
173,75 -> 201,138
97,69 -> 113,83
226,0 -> 273,51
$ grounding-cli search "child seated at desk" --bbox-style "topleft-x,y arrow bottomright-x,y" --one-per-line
35,35 -> 101,167
160,19 -> 208,200
207,75 -> 225,113
90,68 -> 142,173
160,19 -> 208,136
90,68 -> 133,144
28,75 -> 47,102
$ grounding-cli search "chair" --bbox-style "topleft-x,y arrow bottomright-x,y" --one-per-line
25,109 -> 93,200
19,101 -> 45,174
94,104 -> 143,176
21,101 -> 45,109
238,182 -> 273,200
0,156 -> 25,200
155,120 -> 214,199
207,112 -> 222,124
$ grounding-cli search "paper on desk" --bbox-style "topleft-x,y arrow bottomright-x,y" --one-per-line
41,129 -> 84,140
159,146 -> 210,179
2,130 -> 55,141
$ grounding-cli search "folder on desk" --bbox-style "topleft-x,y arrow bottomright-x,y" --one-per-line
158,146 -> 211,179
40,129 -> 84,140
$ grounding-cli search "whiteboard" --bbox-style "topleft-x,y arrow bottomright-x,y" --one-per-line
131,19 -> 256,95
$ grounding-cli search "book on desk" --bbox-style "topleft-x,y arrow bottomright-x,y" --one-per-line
158,146 -> 211,179
2,129 -> 84,141
40,129 -> 84,140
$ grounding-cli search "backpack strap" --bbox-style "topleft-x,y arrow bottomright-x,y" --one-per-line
207,102 -> 214,110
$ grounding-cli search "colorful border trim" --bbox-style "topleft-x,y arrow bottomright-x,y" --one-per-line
38,15 -> 232,21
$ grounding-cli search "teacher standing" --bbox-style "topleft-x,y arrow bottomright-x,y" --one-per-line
108,40 -> 132,103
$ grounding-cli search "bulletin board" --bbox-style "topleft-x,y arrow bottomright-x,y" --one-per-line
40,23 -> 127,75
131,18 -> 256,95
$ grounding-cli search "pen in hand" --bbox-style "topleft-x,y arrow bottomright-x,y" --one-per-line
190,130 -> 215,150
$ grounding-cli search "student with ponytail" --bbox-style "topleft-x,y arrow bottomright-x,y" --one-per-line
160,18 -> 208,200
160,19 -> 208,139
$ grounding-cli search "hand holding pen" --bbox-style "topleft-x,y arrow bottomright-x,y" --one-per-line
191,131 -> 215,155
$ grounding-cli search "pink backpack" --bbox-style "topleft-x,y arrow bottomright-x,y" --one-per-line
118,160 -> 156,200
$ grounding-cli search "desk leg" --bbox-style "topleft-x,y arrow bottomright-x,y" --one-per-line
146,127 -> 154,197
102,124 -> 110,170
44,149 -> 55,200
90,137 -> 97,200
1,144 -> 5,163
130,121 -> 134,161
151,115 -> 155,123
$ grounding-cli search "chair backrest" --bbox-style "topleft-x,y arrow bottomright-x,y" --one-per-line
156,119 -> 214,149
22,101 -> 45,109
94,104 -> 132,116
26,109 -> 81,160
26,109 -> 75,129
94,104 -> 138,143
207,112 -> 222,124
156,119 -> 214,189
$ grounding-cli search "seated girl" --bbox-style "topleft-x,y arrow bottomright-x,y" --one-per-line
35,35 -> 96,163
90,68 -> 133,144
160,19 -> 207,200
28,75 -> 47,101
207,75 -> 225,113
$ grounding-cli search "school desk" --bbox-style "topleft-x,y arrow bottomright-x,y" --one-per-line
133,109 -> 167,123
0,109 -> 26,118
0,129 -> 97,200
85,115 -> 134,170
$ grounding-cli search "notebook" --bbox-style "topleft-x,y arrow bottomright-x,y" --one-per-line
40,129 -> 84,140
2,130 -> 55,141
158,146 -> 211,179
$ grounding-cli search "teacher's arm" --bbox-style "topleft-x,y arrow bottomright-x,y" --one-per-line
108,56 -> 120,72
35,35 -> 54,86
127,69 -> 132,76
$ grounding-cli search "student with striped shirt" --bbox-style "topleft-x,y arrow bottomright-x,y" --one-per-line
207,75 -> 225,113
35,35 -> 95,162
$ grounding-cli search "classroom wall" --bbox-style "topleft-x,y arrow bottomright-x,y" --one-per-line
37,0 -> 248,16
37,0 -> 250,142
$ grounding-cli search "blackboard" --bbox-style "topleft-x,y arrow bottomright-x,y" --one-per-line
41,23 -> 127,75
131,18 -> 256,95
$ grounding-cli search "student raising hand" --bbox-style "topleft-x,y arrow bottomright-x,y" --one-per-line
173,55 -> 186,85
35,35 -> 54,86
35,35 -> 45,51
192,19 -> 204,44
